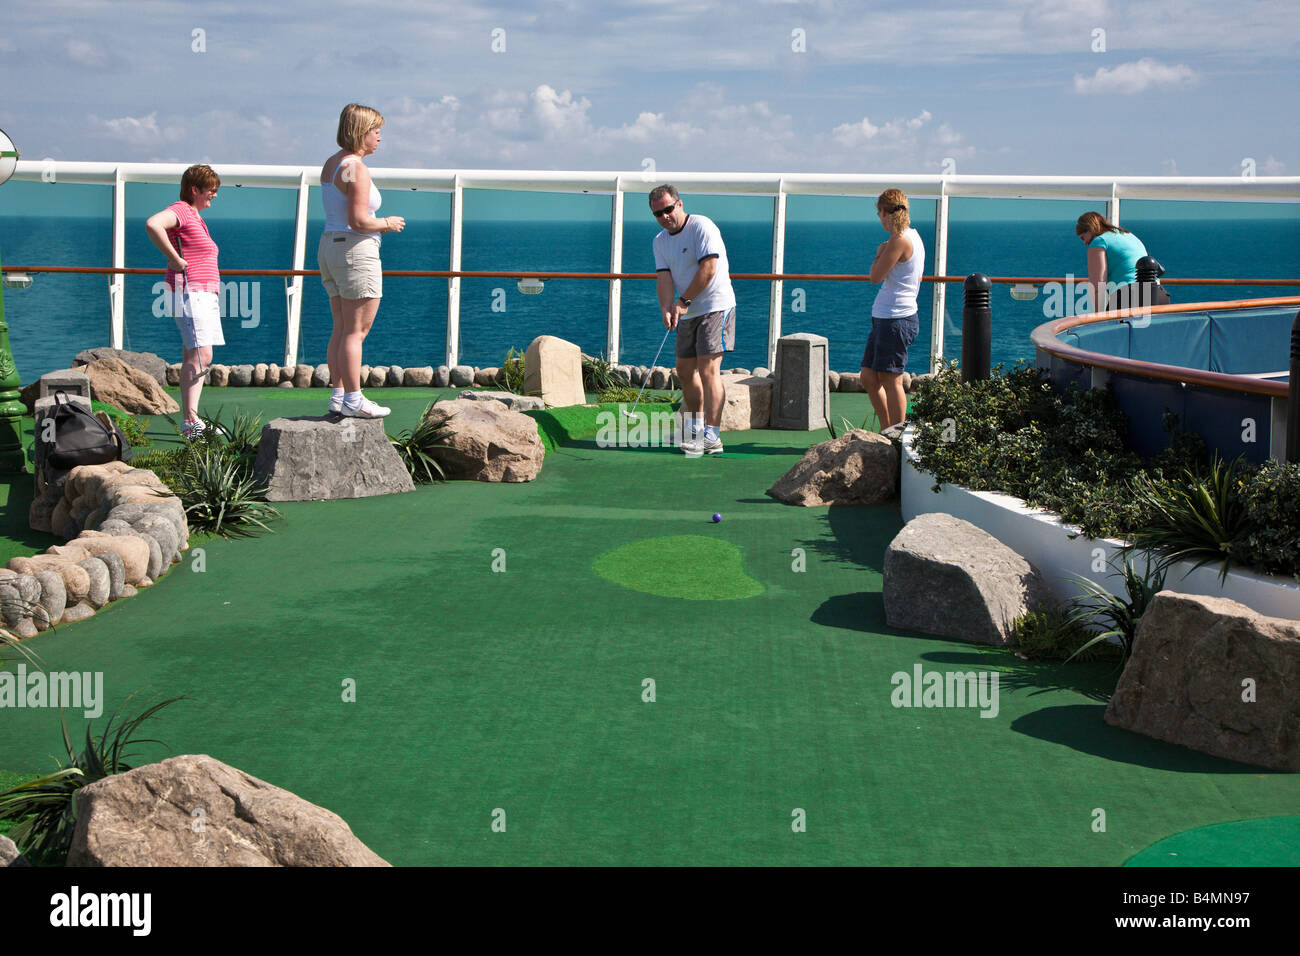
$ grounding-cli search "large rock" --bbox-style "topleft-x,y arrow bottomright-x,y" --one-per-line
458,390 -> 545,412
312,364 -> 331,388
293,364 -> 314,389
67,754 -> 390,866
253,417 -> 415,501
405,366 -> 434,387
767,429 -> 896,506
450,365 -> 474,387
837,372 -> 864,393
81,358 -> 179,415
209,364 -> 230,387
74,349 -> 168,387
432,366 -> 451,388
229,364 -> 254,387
0,835 -> 30,867
720,376 -> 773,431
423,398 -> 544,482
524,335 -> 585,408
1105,592 -> 1300,771
882,513 -> 1053,646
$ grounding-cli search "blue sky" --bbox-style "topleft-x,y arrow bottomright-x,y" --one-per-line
1,0 -> 1296,179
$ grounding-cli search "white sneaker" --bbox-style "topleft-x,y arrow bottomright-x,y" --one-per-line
679,429 -> 704,456
328,394 -> 344,414
341,396 -> 391,418
181,419 -> 206,440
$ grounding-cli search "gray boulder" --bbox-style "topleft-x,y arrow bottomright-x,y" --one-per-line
74,348 -> 168,387
1106,592 -> 1300,771
312,364 -> 332,388
1,835 -> 30,867
253,417 -> 415,501
229,365 -> 254,387
423,399 -> 544,482
450,365 -> 474,387
882,513 -> 1053,646
767,430 -> 896,506
457,390 -> 545,411
96,551 -> 126,601
77,558 -> 111,608
404,366 -> 434,387
432,366 -> 451,388
67,754 -> 390,866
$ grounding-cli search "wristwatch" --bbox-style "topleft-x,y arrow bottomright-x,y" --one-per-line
677,296 -> 692,307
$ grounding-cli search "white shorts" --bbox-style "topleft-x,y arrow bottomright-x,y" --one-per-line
171,290 -> 226,350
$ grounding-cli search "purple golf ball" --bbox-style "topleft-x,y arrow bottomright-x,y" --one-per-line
712,513 -> 722,523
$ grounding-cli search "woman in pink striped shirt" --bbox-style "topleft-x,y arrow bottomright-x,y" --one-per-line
145,164 -> 225,440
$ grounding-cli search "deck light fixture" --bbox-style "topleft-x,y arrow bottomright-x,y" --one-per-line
517,278 -> 545,294
0,128 -> 18,186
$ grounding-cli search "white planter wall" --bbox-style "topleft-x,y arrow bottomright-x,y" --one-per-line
900,426 -> 1300,621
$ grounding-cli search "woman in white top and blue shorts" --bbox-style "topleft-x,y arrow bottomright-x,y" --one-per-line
860,189 -> 924,431
318,103 -> 405,418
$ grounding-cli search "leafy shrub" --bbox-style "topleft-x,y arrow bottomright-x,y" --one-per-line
500,347 -> 527,395
109,411 -> 151,449
907,361 -> 1300,581
0,696 -> 182,865
597,385 -> 673,405
1065,553 -> 1170,662
132,409 -> 279,538
582,353 -> 623,393
1011,605 -> 1118,662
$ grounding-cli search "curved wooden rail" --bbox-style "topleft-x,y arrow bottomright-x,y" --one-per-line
1029,296 -> 1300,398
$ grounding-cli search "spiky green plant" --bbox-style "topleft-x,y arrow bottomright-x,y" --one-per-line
582,353 -> 621,393
597,385 -> 673,405
389,401 -> 455,484
1128,456 -> 1251,582
1064,552 -> 1171,662
0,695 -> 183,865
500,347 -> 528,395
170,445 -> 281,537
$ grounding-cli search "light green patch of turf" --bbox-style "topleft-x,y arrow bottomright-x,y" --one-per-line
592,534 -> 764,600
1124,816 -> 1300,866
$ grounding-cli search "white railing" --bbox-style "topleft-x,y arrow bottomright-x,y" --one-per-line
9,162 -> 1300,371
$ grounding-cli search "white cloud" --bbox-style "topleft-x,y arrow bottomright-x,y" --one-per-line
1072,57 -> 1197,94
65,38 -> 113,70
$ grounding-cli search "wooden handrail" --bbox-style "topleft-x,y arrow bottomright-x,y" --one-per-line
3,264 -> 1298,286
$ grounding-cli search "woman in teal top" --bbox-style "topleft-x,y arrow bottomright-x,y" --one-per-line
1076,211 -> 1148,312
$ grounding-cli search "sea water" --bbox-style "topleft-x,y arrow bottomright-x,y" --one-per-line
1,193 -> 1296,381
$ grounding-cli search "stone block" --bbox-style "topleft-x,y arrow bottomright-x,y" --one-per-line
772,333 -> 829,430
720,376 -> 773,431
253,417 -> 415,501
38,368 -> 92,401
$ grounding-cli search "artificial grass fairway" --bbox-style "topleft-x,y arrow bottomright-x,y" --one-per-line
2,386 -> 1298,865
1124,817 -> 1300,867
593,534 -> 765,600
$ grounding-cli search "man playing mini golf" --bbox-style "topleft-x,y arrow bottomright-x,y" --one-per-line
650,185 -> 737,456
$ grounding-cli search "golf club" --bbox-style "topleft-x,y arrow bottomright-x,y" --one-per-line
622,325 -> 672,420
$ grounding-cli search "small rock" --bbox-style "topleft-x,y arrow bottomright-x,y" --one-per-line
96,551 -> 126,601
367,366 -> 388,388
387,366 -> 404,387
828,370 -> 840,390
229,365 -> 254,387
35,570 -> 67,629
209,365 -> 230,387
312,364 -> 332,388
293,365 -> 314,389
166,364 -> 181,386
405,366 -> 434,387
450,365 -> 474,387
77,558 -> 111,608
432,366 -> 451,388
252,364 -> 269,387
62,602 -> 96,624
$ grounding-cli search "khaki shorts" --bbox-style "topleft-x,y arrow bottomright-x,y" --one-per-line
318,232 -> 382,299
675,308 -> 736,359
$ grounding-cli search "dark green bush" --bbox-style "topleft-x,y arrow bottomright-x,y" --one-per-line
910,361 -> 1299,580
1011,605 -> 1118,662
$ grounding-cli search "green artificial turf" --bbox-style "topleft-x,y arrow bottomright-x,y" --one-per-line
1124,816 -> 1300,867
1,385 -> 1297,866
593,534 -> 765,600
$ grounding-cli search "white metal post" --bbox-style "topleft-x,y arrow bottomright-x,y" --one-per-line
1108,187 -> 1120,227
446,175 -> 463,369
930,188 -> 950,373
608,183 -> 624,364
284,170 -> 311,368
768,184 -> 787,371
110,167 -> 125,349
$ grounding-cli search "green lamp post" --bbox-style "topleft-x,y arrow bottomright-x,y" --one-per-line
0,127 -> 27,473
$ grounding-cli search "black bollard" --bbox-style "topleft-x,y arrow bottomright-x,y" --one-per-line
1134,256 -> 1170,308
962,273 -> 992,382
1288,310 -> 1300,463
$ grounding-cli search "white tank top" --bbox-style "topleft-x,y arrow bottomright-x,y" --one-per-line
873,227 -> 924,318
322,157 -> 382,239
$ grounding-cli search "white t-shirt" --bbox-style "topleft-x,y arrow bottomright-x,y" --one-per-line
652,214 -> 736,318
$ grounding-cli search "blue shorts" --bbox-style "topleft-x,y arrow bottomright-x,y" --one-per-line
861,314 -> 918,374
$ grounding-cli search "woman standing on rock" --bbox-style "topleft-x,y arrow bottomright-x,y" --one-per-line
318,103 -> 404,419
145,164 -> 224,440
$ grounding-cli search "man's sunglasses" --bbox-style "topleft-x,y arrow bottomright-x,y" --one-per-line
651,201 -> 678,217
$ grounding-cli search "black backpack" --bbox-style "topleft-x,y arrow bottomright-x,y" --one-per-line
43,392 -> 130,469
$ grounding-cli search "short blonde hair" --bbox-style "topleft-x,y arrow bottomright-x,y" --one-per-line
336,103 -> 385,152
877,189 -> 910,233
